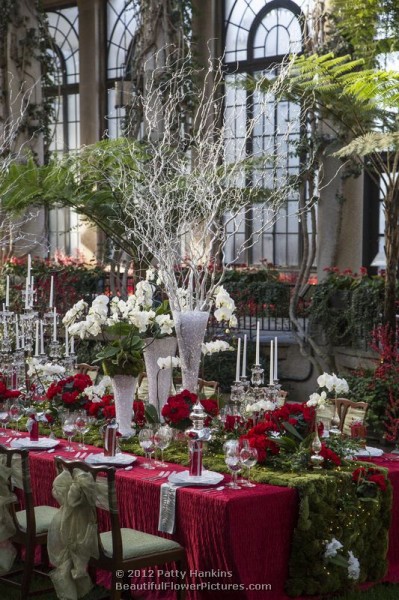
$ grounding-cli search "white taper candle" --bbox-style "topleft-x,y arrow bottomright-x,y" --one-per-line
40,321 -> 45,354
255,321 -> 260,365
241,334 -> 247,377
34,321 -> 39,356
235,337 -> 241,382
53,307 -> 57,342
49,276 -> 54,308
5,275 -> 9,307
65,326 -> 69,357
274,336 -> 278,381
269,340 -> 274,385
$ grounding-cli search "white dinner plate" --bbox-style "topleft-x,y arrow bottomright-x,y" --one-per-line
85,453 -> 137,466
354,446 -> 384,458
168,470 -> 224,486
10,437 -> 60,450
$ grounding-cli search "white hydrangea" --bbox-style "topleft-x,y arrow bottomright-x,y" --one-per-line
201,340 -> 233,355
157,356 -> 181,369
324,538 -> 343,559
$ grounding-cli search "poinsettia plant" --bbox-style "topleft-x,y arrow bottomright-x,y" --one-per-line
161,389 -> 219,430
352,466 -> 388,500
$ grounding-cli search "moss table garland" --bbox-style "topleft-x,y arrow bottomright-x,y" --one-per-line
38,423 -> 392,597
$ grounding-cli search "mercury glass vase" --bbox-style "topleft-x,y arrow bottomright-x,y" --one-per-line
110,375 -> 138,437
172,310 -> 209,393
143,336 -> 178,417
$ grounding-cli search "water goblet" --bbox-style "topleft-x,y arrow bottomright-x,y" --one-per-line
154,425 -> 173,467
75,412 -> 90,450
239,445 -> 258,488
138,428 -> 156,469
9,402 -> 23,436
62,415 -> 77,452
224,441 -> 242,490
0,401 -> 10,436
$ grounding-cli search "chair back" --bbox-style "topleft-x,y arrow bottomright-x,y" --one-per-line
335,398 -> 369,435
0,445 -> 35,534
197,379 -> 219,399
76,363 -> 100,382
54,457 -> 123,562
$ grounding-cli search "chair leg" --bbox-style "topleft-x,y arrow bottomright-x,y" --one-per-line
110,571 -> 123,600
40,543 -> 49,568
20,541 -> 35,599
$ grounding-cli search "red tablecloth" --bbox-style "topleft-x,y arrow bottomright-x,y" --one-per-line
12,436 -> 399,600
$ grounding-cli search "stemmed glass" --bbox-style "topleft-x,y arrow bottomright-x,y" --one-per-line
224,441 -> 242,490
9,402 -> 23,436
154,425 -> 173,467
138,428 -> 156,469
239,443 -> 258,488
75,411 -> 90,450
0,401 -> 10,436
62,415 -> 77,452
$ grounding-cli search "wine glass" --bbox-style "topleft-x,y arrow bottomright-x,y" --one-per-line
154,425 -> 173,467
239,444 -> 258,487
62,415 -> 77,452
9,402 -> 23,436
0,401 -> 10,436
75,411 -> 90,450
224,441 -> 242,490
138,428 -> 156,469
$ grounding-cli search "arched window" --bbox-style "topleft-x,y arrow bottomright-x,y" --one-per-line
224,0 -> 305,267
46,7 -> 80,255
106,0 -> 140,138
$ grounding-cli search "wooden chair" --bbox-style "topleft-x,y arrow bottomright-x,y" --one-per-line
0,445 -> 58,598
197,378 -> 219,399
54,458 -> 187,600
76,363 -> 100,382
335,398 -> 369,435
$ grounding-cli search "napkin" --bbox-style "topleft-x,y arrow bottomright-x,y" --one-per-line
158,482 -> 189,534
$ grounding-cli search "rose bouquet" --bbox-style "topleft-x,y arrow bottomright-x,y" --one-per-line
46,373 -> 92,411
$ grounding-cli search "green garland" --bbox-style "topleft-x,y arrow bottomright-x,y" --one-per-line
37,423 -> 391,597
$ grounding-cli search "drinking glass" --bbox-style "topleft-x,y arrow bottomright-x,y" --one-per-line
154,425 -> 173,466
0,401 -> 10,436
239,445 -> 258,488
62,415 -> 77,452
9,402 -> 23,436
224,441 -> 242,490
75,412 -> 90,449
138,428 -> 156,469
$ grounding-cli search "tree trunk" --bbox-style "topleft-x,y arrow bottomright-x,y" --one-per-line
383,183 -> 399,345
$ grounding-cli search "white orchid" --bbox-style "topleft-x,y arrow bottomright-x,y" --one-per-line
157,356 -> 181,369
27,358 -> 66,378
317,372 -> 349,395
85,376 -> 113,402
201,340 -> 233,355
62,299 -> 88,327
307,391 -> 327,408
155,314 -> 175,335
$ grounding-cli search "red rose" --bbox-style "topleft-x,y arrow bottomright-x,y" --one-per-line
320,444 -> 341,466
201,398 -> 219,417
103,405 -> 116,419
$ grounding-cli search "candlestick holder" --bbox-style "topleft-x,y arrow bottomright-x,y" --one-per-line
229,381 -> 245,416
49,340 -> 62,360
62,354 -> 76,374
239,375 -> 250,392
43,311 -> 57,328
185,398 -> 211,477
251,364 -> 264,387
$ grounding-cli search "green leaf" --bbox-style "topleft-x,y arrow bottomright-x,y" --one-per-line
105,323 -> 133,337
282,421 -> 304,441
144,404 -> 160,424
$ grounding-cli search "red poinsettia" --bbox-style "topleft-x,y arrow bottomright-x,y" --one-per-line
352,466 -> 387,492
161,389 -> 219,430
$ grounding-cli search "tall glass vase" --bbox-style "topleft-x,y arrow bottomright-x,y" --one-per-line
110,375 -> 138,437
143,337 -> 178,417
172,310 -> 209,393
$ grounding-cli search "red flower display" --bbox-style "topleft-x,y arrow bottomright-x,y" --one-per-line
319,444 -> 341,467
46,374 -> 93,411
0,378 -> 21,400
352,466 -> 387,492
161,389 -> 219,430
